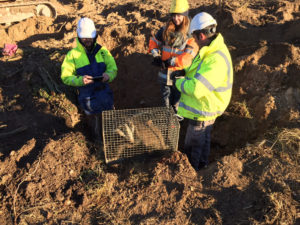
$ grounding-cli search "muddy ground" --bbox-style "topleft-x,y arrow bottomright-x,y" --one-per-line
0,0 -> 299,224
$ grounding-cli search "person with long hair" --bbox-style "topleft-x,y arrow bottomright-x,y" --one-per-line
149,0 -> 198,112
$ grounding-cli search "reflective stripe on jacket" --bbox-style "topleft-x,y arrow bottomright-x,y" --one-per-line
148,27 -> 199,71
175,34 -> 233,121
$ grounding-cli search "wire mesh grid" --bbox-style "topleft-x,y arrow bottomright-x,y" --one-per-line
102,107 -> 180,164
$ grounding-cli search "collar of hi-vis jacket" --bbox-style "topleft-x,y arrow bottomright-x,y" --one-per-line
198,33 -> 224,60
76,38 -> 103,64
76,38 -> 98,53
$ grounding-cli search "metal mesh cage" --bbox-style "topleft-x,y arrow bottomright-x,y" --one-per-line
102,107 -> 180,164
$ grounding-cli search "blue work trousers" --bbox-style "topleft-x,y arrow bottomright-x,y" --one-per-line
78,86 -> 113,115
184,119 -> 215,170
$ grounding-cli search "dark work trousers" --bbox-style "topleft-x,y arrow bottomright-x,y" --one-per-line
86,114 -> 102,143
184,119 -> 215,170
160,84 -> 181,112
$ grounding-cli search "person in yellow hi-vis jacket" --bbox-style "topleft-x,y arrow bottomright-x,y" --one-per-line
61,17 -> 117,142
172,12 -> 233,171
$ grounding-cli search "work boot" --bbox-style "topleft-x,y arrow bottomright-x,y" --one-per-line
93,115 -> 103,144
198,162 -> 208,170
86,114 -> 102,144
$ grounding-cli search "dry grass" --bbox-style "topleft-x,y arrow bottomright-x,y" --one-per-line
277,128 -> 300,152
230,100 -> 253,119
265,192 -> 284,224
271,128 -> 300,164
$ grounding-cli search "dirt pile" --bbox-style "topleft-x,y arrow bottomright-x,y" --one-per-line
0,0 -> 299,224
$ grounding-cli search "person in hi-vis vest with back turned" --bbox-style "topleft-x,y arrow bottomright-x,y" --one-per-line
173,12 -> 233,171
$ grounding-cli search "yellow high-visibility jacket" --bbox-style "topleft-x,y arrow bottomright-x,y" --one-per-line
61,38 -> 117,114
175,33 -> 233,121
61,38 -> 117,87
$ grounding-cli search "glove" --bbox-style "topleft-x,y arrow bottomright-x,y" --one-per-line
162,59 -> 171,69
162,57 -> 176,69
171,70 -> 185,80
170,70 -> 185,85
152,56 -> 162,67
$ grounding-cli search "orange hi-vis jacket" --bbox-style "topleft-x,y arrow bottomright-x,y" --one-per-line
149,27 -> 199,71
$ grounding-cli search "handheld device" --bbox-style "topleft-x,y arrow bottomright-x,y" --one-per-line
92,76 -> 103,81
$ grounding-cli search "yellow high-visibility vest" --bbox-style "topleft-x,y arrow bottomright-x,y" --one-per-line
175,34 -> 233,121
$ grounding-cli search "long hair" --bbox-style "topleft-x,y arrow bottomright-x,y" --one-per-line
163,16 -> 190,46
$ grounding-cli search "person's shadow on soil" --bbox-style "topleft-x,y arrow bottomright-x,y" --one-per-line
0,30 -> 87,167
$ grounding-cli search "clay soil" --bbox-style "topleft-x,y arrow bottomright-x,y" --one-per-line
0,0 -> 299,224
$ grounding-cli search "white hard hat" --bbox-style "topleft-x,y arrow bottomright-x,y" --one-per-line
77,17 -> 97,38
189,12 -> 217,35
